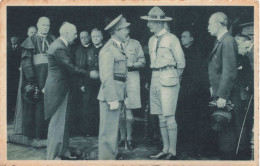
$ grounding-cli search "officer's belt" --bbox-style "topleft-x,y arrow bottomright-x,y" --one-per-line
152,65 -> 177,71
114,75 -> 126,82
33,53 -> 48,65
128,68 -> 139,72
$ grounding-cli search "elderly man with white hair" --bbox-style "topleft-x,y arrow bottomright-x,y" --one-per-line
208,12 -> 238,160
44,22 -> 89,160
14,16 -> 55,139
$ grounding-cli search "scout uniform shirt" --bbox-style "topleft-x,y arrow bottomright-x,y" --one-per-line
123,37 -> 145,109
148,28 -> 185,71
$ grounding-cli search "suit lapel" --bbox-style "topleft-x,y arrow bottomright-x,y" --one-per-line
210,32 -> 230,55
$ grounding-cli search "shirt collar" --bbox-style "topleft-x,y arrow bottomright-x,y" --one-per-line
94,43 -> 103,48
123,36 -> 130,43
83,43 -> 90,48
37,32 -> 48,38
112,37 -> 121,47
60,37 -> 68,47
249,43 -> 254,51
217,29 -> 228,40
155,28 -> 167,37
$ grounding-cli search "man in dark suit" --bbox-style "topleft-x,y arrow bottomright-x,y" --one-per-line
234,34 -> 254,159
7,35 -> 21,122
208,12 -> 238,160
44,22 -> 89,160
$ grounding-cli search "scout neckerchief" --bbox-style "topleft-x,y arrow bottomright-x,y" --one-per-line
150,28 -> 167,67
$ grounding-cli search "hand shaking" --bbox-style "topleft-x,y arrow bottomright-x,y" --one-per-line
90,70 -> 99,79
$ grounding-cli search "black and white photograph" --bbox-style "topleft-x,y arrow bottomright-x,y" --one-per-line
1,0 -> 258,165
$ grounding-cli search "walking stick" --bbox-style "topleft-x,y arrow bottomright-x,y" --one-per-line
236,94 -> 253,154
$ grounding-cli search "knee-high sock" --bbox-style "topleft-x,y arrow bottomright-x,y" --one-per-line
126,119 -> 134,141
159,115 -> 169,153
166,115 -> 177,155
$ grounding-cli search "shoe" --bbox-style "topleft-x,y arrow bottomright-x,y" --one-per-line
118,138 -> 126,147
150,151 -> 168,159
127,140 -> 134,150
164,153 -> 177,160
60,155 -> 77,160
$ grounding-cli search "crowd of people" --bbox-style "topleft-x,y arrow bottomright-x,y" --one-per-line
7,6 -> 254,160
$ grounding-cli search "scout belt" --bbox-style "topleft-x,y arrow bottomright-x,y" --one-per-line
152,65 -> 177,71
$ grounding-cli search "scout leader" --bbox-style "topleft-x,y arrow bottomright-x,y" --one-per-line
141,6 -> 185,160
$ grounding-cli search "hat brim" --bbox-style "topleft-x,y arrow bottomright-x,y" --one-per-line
140,16 -> 172,21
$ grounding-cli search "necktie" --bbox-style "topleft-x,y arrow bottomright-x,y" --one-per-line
120,43 -> 124,51
214,39 -> 218,47
150,36 -> 158,67
12,45 -> 16,50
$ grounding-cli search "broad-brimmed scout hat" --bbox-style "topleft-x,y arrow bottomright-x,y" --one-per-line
105,14 -> 131,32
140,6 -> 172,21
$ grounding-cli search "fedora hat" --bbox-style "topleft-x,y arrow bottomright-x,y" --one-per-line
140,6 -> 172,21
211,109 -> 232,131
105,14 -> 131,32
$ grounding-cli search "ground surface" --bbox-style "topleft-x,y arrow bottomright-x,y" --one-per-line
7,121 -> 219,160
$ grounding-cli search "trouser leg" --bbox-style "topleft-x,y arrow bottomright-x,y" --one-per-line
126,109 -> 134,141
98,101 -> 121,160
158,115 -> 169,153
119,107 -> 126,140
46,93 -> 69,160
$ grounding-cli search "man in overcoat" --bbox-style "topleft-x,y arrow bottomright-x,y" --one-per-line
97,14 -> 129,160
44,22 -> 89,160
141,6 -> 185,160
208,12 -> 238,159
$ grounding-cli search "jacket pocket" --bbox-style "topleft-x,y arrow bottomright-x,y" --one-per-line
159,69 -> 179,87
159,76 -> 179,87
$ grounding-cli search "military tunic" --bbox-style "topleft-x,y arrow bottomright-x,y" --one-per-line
123,38 -> 145,109
97,38 -> 127,160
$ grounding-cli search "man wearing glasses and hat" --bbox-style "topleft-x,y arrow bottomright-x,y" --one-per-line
141,7 -> 185,160
97,14 -> 129,160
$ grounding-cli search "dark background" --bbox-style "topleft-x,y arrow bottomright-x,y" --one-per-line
7,6 -> 253,55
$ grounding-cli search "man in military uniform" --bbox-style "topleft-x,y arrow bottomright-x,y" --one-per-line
119,34 -> 146,150
14,17 -> 56,139
141,7 -> 185,160
97,14 -> 129,160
